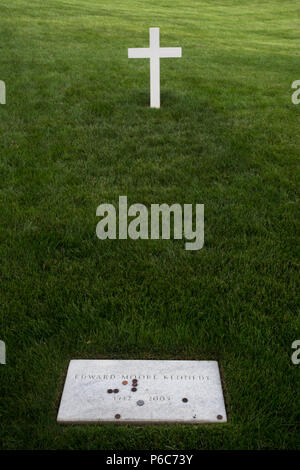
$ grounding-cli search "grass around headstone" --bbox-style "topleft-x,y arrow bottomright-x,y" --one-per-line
0,0 -> 299,450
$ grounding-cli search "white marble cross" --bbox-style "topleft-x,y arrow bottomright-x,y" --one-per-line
128,28 -> 182,108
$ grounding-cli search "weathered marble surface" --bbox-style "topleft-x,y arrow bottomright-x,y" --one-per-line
57,360 -> 227,424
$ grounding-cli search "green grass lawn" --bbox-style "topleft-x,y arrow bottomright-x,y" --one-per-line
0,0 -> 299,450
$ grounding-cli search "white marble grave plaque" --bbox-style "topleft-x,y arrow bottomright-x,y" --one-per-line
57,360 -> 227,424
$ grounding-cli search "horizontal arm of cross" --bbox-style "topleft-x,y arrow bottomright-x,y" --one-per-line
128,47 -> 182,59
159,47 -> 182,58
128,48 -> 151,59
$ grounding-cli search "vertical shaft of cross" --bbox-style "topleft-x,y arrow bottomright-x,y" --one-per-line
149,28 -> 160,109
